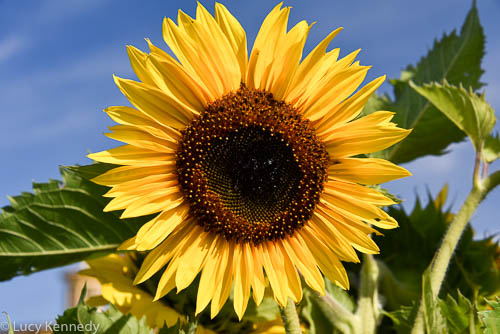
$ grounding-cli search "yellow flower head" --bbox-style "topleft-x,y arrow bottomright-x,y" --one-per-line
88,2 -> 411,320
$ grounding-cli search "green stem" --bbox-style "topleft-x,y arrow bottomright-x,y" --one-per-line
355,254 -> 381,334
280,298 -> 302,334
411,169 -> 500,333
473,150 -> 481,188
315,290 -> 357,333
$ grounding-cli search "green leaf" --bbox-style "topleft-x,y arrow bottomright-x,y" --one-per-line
439,291 -> 472,333
56,304 -> 154,334
422,268 -> 448,334
378,190 -> 499,308
411,80 -> 496,152
66,163 -> 118,180
243,297 -> 281,323
300,285 -> 355,334
381,1 -> 485,163
55,286 -> 154,334
0,164 -> 144,281
158,320 -> 198,334
300,288 -> 338,334
479,297 -> 500,334
483,133 -> 500,163
384,304 -> 418,334
361,93 -> 392,118
325,279 -> 356,313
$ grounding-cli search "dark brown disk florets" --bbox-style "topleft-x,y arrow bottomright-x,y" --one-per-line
176,84 -> 329,244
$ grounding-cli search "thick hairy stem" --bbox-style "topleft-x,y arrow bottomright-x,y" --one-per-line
356,254 -> 381,334
315,291 -> 357,333
411,169 -> 500,333
280,298 -> 302,334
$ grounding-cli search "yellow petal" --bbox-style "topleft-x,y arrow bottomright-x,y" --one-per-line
175,230 -> 214,291
247,3 -> 289,89
146,39 -> 214,103
196,3 -> 241,88
210,241 -> 234,318
309,215 -> 360,262
119,189 -> 184,219
104,173 -> 177,197
261,242 -> 288,307
299,229 -> 349,289
196,236 -> 222,315
118,236 -> 137,250
328,157 -> 411,185
434,184 -> 449,209
282,236 -> 325,295
323,111 -> 412,157
277,242 -> 302,302
266,20 -> 311,100
106,125 -> 177,153
291,49 -> 360,111
323,179 -> 397,206
134,223 -> 191,284
163,16 -> 223,98
126,45 -> 156,87
320,194 -> 398,229
92,165 -> 175,186
134,203 -> 189,251
145,54 -> 206,111
302,65 -> 370,121
154,256 -> 179,300
88,145 -> 175,166
315,206 -> 380,254
285,27 -> 343,101
114,76 -> 194,129
105,105 -> 181,141
162,4 -> 240,99
233,243 -> 251,320
250,243 -> 266,305
214,3 -> 248,81
315,75 -> 386,134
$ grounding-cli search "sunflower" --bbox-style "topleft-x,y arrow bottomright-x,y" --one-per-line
88,2 -> 411,320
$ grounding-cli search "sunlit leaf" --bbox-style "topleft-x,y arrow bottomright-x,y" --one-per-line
479,297 -> 500,334
483,133 -> 500,163
377,189 -> 499,311
411,80 -> 496,152
159,320 -> 198,334
422,268 -> 448,333
0,164 -> 145,281
56,286 -> 154,334
300,283 -> 355,334
439,291 -> 472,333
373,2 -> 485,163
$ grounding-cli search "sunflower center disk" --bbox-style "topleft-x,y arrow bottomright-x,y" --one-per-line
176,85 -> 329,244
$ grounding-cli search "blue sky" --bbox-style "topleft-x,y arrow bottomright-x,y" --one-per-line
0,0 -> 499,324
